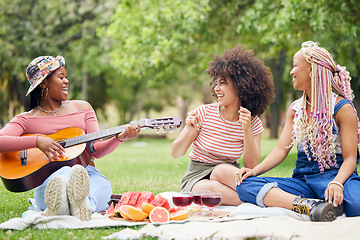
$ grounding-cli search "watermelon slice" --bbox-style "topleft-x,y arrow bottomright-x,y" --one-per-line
128,192 -> 141,206
114,203 -> 122,217
134,191 -> 155,209
168,206 -> 182,214
150,195 -> 170,210
106,202 -> 115,218
118,192 -> 133,206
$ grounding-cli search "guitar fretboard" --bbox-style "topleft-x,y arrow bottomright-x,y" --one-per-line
58,119 -> 147,148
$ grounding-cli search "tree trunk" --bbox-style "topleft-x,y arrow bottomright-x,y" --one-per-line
82,67 -> 88,101
203,81 -> 213,104
352,49 -> 360,120
268,50 -> 286,139
128,81 -> 142,121
353,63 -> 360,120
176,95 -> 190,130
135,89 -> 145,120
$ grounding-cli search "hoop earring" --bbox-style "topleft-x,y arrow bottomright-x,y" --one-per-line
42,88 -> 48,100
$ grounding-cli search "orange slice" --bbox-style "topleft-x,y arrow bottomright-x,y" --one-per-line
149,207 -> 170,223
141,201 -> 155,214
119,205 -> 131,220
126,205 -> 149,221
169,210 -> 190,221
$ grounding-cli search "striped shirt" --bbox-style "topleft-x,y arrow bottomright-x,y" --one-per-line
189,103 -> 264,164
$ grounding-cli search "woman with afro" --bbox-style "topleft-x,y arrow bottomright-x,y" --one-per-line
172,44 -> 274,205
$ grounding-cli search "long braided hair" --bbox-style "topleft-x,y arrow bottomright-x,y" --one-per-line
293,41 -> 360,172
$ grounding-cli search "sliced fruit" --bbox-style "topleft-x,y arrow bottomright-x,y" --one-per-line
114,203 -> 122,217
190,206 -> 201,213
118,192 -> 132,206
106,202 -> 115,218
150,195 -> 171,210
169,210 -> 190,221
126,205 -> 149,221
128,192 -> 141,206
119,205 -> 131,220
149,207 -> 170,223
141,201 -> 155,214
168,206 -> 182,214
135,191 -> 155,209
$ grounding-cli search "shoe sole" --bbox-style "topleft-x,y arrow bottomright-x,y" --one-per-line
334,203 -> 344,217
43,176 -> 68,216
311,202 -> 344,222
67,165 -> 91,221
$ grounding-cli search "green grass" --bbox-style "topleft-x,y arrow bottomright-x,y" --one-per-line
0,134 -> 297,239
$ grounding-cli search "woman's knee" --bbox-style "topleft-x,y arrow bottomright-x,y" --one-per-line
211,163 -> 238,181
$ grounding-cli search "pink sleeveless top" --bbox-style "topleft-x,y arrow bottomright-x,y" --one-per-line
0,105 -> 121,159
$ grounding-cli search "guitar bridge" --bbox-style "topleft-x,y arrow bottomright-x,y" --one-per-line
21,150 -> 27,166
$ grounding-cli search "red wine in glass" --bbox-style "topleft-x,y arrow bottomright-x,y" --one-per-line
201,192 -> 222,216
201,196 -> 221,207
191,190 -> 211,215
172,192 -> 193,210
192,195 -> 202,205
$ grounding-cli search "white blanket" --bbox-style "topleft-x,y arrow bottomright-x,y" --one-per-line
104,216 -> 360,240
3,191 -> 356,240
0,192 -> 311,231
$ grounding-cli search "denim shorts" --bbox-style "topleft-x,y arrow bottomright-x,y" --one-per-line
236,151 -> 360,217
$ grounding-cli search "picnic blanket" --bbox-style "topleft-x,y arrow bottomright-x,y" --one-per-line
1,192 -> 356,240
104,216 -> 360,240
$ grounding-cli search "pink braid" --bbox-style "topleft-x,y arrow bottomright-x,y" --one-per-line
296,41 -> 360,171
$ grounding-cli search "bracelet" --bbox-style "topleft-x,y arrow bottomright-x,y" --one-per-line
115,136 -> 123,143
328,180 -> 344,190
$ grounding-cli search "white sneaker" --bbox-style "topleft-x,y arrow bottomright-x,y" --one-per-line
43,175 -> 70,216
67,165 -> 92,221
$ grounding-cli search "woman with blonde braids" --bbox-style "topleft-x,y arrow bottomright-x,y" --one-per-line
236,41 -> 360,221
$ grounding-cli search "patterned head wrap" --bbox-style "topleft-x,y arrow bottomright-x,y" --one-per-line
25,55 -> 65,96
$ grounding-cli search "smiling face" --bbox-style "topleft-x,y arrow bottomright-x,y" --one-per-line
42,66 -> 69,102
213,76 -> 240,110
290,51 -> 311,94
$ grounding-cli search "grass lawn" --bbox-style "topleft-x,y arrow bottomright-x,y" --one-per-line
0,133 -> 298,239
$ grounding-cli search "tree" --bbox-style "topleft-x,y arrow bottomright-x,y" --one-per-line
100,0 -> 213,122
234,0 -> 360,137
0,0 -> 118,125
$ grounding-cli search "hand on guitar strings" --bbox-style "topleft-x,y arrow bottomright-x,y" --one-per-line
36,136 -> 66,161
116,122 -> 141,142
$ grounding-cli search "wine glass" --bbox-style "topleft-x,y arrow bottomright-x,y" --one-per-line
201,192 -> 222,216
172,192 -> 193,211
192,190 -> 211,215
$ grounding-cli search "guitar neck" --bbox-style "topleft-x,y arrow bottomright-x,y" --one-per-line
59,119 -> 147,148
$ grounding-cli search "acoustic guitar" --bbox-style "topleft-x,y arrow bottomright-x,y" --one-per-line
0,117 -> 181,192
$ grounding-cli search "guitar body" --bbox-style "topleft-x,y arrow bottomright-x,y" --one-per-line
0,127 -> 88,192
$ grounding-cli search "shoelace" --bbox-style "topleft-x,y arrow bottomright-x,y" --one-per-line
293,198 -> 311,215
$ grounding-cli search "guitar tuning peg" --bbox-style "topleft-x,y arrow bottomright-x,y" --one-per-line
169,127 -> 174,133
163,128 -> 168,134
156,127 -> 160,134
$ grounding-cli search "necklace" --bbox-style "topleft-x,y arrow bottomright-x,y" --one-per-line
37,102 -> 63,116
222,107 -> 239,114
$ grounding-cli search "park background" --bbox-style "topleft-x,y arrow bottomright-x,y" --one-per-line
0,0 -> 359,239
1,0 -> 359,137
